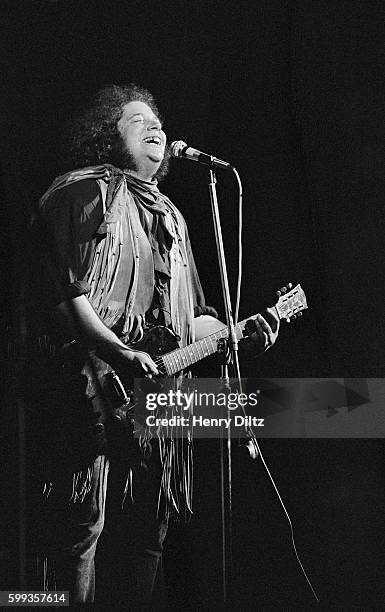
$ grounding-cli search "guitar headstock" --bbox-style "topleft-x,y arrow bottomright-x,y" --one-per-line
275,283 -> 308,322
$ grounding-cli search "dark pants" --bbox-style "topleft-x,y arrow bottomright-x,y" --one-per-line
42,451 -> 168,606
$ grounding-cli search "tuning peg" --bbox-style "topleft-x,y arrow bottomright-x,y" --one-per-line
287,311 -> 303,322
277,282 -> 293,297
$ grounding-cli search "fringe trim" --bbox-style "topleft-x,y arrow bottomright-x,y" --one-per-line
69,466 -> 94,504
121,468 -> 134,510
137,404 -> 194,519
36,554 -> 56,592
42,480 -> 53,499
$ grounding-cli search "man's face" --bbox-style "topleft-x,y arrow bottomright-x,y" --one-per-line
117,100 -> 166,180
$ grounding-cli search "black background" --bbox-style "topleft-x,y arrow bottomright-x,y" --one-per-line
1,1 -> 385,608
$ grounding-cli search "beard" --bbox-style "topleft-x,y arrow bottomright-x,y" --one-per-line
112,139 -> 171,181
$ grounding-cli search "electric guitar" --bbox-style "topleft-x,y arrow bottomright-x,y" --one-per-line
78,283 -> 308,437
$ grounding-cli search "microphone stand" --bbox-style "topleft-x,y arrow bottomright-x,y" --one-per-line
205,165 -> 320,607
208,166 -> 240,606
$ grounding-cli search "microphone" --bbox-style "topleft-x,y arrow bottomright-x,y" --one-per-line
170,140 -> 234,171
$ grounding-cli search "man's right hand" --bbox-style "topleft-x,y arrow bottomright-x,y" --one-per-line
115,346 -> 159,376
56,295 -> 159,376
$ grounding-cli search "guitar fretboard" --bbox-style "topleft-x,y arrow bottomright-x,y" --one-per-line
156,321 -> 246,376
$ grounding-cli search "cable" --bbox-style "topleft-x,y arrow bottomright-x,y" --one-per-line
232,167 -> 243,326
256,439 -> 320,602
230,167 -> 319,603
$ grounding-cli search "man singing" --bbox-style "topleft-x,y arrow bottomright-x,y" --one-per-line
29,84 -> 279,605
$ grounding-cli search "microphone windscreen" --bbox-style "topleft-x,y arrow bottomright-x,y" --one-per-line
170,141 -> 187,158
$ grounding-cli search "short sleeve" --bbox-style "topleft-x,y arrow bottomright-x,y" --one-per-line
35,179 -> 104,307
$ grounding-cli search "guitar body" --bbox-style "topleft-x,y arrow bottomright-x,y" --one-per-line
130,325 -> 181,359
80,325 -> 180,414
62,326 -> 182,455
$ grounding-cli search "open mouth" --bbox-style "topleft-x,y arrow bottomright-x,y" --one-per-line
143,136 -> 162,146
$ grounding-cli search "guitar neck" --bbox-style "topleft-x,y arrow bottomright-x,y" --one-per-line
158,283 -> 307,376
159,320 -> 247,376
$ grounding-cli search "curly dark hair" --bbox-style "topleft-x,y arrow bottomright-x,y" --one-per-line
64,83 -> 170,180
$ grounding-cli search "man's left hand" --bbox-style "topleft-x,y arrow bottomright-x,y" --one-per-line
244,307 -> 280,356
